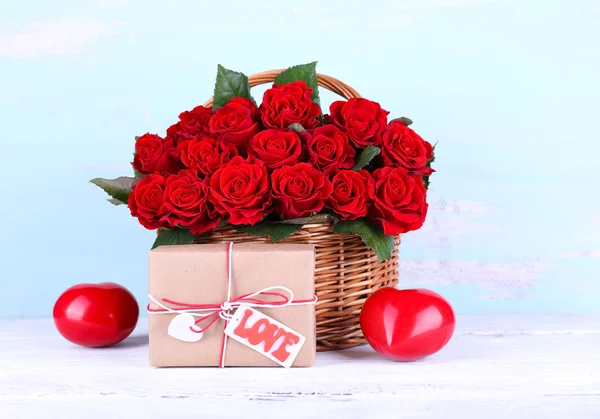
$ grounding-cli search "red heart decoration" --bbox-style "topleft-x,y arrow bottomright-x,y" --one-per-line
53,282 -> 139,348
360,287 -> 455,361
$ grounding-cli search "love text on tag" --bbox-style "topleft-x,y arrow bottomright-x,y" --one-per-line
224,306 -> 305,368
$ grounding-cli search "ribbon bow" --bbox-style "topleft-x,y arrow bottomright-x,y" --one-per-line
148,285 -> 313,335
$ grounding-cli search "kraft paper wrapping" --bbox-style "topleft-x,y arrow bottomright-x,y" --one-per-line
148,243 -> 316,367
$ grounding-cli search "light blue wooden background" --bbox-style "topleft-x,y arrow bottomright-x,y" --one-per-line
1,0 -> 598,318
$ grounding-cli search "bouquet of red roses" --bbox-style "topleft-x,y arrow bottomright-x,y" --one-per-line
91,62 -> 435,261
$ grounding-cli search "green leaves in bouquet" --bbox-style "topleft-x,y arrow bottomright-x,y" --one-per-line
233,214 -> 335,242
234,222 -> 302,243
107,198 -> 125,206
213,65 -> 253,111
90,176 -> 136,206
277,213 -> 334,225
352,145 -> 381,170
133,168 -> 143,180
152,228 -> 195,250
423,142 -> 437,190
274,61 -> 320,106
390,116 -> 413,126
133,136 -> 143,179
333,218 -> 395,262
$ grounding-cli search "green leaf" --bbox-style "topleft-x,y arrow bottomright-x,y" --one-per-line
277,213 -> 335,225
274,62 -> 320,105
333,219 -> 395,262
213,64 -> 252,111
132,151 -> 144,179
288,123 -> 306,133
90,176 -> 136,204
107,198 -> 125,206
133,137 -> 144,178
423,142 -> 436,190
151,228 -> 195,250
352,145 -> 381,170
423,176 -> 430,190
234,222 -> 302,242
391,116 -> 413,126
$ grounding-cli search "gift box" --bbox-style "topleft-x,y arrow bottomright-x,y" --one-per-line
148,242 -> 316,367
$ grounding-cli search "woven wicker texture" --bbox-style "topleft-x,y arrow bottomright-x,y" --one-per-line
195,223 -> 399,351
198,70 -> 399,351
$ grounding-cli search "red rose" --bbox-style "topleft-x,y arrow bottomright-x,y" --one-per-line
369,167 -> 428,235
381,121 -> 434,175
259,81 -> 321,130
177,136 -> 238,177
166,106 -> 213,145
162,169 -> 221,235
133,133 -> 183,175
306,125 -> 355,173
326,170 -> 373,220
128,174 -> 169,230
208,156 -> 271,225
209,97 -> 260,153
328,98 -> 389,148
271,163 -> 333,219
248,129 -> 302,170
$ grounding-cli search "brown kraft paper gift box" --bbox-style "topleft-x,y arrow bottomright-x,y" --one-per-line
148,242 -> 316,367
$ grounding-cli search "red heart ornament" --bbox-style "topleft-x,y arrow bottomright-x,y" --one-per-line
360,288 -> 455,361
53,282 -> 139,348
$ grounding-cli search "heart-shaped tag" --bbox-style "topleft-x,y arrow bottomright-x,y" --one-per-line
167,313 -> 203,342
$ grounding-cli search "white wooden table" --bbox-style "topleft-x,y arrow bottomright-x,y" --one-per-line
1,316 -> 598,419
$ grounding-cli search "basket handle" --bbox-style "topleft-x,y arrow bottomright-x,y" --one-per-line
202,69 -> 361,108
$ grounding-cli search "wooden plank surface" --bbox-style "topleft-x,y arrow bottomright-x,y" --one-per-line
0,316 -> 598,418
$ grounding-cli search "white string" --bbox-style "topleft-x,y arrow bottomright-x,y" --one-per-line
220,242 -> 234,368
147,286 -> 315,317
226,242 -> 233,302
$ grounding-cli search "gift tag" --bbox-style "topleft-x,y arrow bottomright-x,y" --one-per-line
224,306 -> 305,368
167,313 -> 203,342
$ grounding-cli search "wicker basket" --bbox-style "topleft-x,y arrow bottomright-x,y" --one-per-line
197,69 -> 400,351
